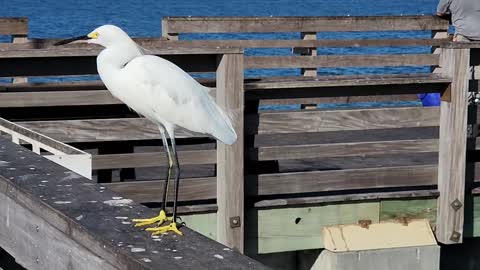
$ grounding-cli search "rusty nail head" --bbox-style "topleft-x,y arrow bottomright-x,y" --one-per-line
451,199 -> 463,211
450,231 -> 461,242
230,216 -> 241,228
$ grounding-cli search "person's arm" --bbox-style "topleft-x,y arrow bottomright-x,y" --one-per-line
437,0 -> 451,16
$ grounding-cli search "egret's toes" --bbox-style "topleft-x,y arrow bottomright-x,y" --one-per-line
132,210 -> 173,227
146,222 -> 183,236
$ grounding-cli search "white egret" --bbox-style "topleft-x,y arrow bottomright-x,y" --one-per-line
55,25 -> 237,235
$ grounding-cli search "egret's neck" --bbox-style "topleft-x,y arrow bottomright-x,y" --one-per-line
97,41 -> 142,85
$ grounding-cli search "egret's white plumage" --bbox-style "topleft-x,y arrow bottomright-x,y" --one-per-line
56,25 -> 237,235
90,25 -> 236,144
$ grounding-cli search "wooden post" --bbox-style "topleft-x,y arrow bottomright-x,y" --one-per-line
436,47 -> 470,244
161,19 -> 179,40
431,30 -> 448,74
300,32 -> 317,110
300,32 -> 317,77
216,52 -> 245,252
12,34 -> 28,83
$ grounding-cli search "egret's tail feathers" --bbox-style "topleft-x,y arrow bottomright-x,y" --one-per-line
214,123 -> 237,145
211,105 -> 237,145
204,95 -> 237,145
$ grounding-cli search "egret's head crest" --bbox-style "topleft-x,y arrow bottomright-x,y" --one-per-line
86,25 -> 130,47
54,24 -> 131,47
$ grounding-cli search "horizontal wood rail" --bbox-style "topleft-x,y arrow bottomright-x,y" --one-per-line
249,165 -> 438,196
162,16 -> 448,33
0,17 -> 28,36
247,107 -> 439,134
244,54 -> 440,69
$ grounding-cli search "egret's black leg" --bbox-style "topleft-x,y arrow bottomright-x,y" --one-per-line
132,128 -> 173,228
170,137 -> 181,222
160,130 -> 173,212
144,130 -> 182,235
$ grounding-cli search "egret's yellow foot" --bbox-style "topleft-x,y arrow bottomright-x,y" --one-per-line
146,222 -> 183,236
132,210 -> 173,227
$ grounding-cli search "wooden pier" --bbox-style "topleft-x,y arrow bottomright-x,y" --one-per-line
1,15 -> 480,269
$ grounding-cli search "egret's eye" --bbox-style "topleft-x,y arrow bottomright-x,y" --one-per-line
88,32 -> 99,39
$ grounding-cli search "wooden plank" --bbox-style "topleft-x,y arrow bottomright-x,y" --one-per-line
442,41 -> 480,49
436,47 -> 470,244
244,73 -> 452,90
0,47 -> 242,58
93,150 -> 216,170
246,202 -> 380,254
104,177 -> 216,203
251,139 -> 438,161
181,213 -> 217,240
2,38 -> 447,49
244,54 -> 439,69
0,80 -> 106,91
469,195 -> 480,237
0,90 -> 120,107
0,17 -> 28,35
380,198 -> 437,226
18,118 -> 207,143
11,34 -> 29,84
250,165 -> 437,196
150,38 -> 450,49
254,190 -> 439,208
216,53 -> 245,252
300,32 -> 317,77
0,137 -> 266,269
162,16 -> 448,33
257,94 -> 421,106
0,48 -> 241,77
247,107 -> 439,135
253,127 -> 440,149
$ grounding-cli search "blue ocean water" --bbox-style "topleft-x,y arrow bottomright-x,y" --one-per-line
0,0 -> 443,107
0,0 -> 439,37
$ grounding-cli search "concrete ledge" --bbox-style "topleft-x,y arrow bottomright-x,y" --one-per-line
312,245 -> 440,270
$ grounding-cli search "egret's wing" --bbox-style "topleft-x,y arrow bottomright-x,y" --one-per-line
122,55 -> 237,144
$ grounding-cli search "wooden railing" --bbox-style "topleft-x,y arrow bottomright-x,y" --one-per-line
161,16 -> 449,74
160,16 -> 472,246
0,16 -> 478,253
0,46 -> 246,251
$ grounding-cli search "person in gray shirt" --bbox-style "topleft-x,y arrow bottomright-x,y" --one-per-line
437,0 -> 480,41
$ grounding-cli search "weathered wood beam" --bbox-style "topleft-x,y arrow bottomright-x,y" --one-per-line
104,177 -> 216,203
0,137 -> 267,269
244,54 -> 439,69
247,107 -> 439,135
216,52 -> 245,252
162,16 -> 448,33
249,165 -> 437,196
92,150 -> 216,170
251,139 -> 438,161
0,47 -> 241,77
436,47 -> 470,244
0,17 -> 28,35
0,38 -> 451,50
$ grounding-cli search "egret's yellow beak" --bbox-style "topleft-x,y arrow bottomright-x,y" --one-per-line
88,32 -> 99,39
